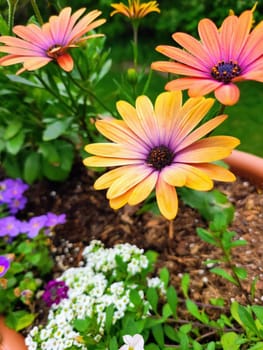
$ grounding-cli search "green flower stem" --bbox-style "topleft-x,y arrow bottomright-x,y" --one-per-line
131,21 -> 139,69
67,73 -> 118,117
216,233 -> 252,305
6,0 -> 19,35
217,103 -> 226,116
30,0 -> 44,26
35,73 -> 77,114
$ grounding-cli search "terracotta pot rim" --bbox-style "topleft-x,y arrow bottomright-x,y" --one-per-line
224,149 -> 263,187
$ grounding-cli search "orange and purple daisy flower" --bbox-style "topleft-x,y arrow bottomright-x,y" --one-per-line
151,10 -> 263,106
83,91 -> 239,220
0,7 -> 106,74
110,0 -> 160,20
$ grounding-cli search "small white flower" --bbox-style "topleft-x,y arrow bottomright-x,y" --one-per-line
119,334 -> 144,350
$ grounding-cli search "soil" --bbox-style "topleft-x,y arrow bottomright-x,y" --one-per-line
7,160 -> 263,333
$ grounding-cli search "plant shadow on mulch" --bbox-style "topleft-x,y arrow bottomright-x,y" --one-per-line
17,161 -> 263,330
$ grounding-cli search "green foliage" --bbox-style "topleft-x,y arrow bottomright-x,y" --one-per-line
0,232 -> 54,331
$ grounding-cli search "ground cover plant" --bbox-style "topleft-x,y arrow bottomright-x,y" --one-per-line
0,0 -> 262,349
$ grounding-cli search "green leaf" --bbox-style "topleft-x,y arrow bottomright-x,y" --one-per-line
193,341 -> 203,350
221,332 -> 241,350
152,324 -> 164,347
145,344 -> 160,350
186,299 -> 209,324
38,142 -> 60,163
181,273 -> 190,299
167,285 -> 178,318
159,267 -> 170,288
3,120 -> 22,140
6,310 -> 35,331
179,188 -> 234,226
162,303 -> 173,319
164,324 -> 178,342
6,130 -> 25,155
238,304 -> 259,335
73,318 -> 90,332
196,228 -> 218,246
251,305 -> 263,325
233,267 -> 247,280
23,152 -> 41,184
248,342 -> 263,350
105,304 -> 115,333
43,120 -> 68,141
206,342 -> 216,350
146,287 -> 158,313
109,336 -> 118,350
210,267 -> 238,286
7,74 -> 42,87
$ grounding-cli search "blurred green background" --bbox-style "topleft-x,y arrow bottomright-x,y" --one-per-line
0,0 -> 262,157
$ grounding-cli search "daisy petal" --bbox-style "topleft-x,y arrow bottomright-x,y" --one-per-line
214,84 -> 240,106
128,171 -> 158,205
156,176 -> 178,220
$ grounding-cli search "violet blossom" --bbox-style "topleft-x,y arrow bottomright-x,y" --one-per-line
42,280 -> 69,307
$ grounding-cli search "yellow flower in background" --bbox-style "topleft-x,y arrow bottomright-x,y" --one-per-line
110,0 -> 160,19
84,91 -> 239,220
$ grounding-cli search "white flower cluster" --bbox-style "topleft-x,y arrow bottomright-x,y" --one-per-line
25,240 -> 165,350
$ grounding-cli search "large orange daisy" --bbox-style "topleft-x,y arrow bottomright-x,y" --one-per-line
0,7 -> 106,74
151,10 -> 263,106
83,91 -> 239,220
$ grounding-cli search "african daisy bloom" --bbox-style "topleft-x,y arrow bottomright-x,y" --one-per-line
0,7 -> 106,74
119,334 -> 144,350
151,10 -> 263,106
83,91 -> 239,220
110,0 -> 160,20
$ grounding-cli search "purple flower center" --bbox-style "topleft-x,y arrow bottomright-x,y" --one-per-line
211,60 -> 241,83
146,145 -> 174,170
47,45 -> 65,59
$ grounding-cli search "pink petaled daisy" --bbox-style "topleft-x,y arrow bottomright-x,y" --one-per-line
0,7 -> 106,74
83,91 -> 239,220
151,9 -> 263,106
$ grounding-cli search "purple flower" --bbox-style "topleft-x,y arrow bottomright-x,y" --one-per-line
0,256 -> 10,277
0,178 -> 28,211
0,216 -> 21,237
45,213 -> 66,227
8,196 -> 27,214
42,280 -> 69,307
23,215 -> 48,238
